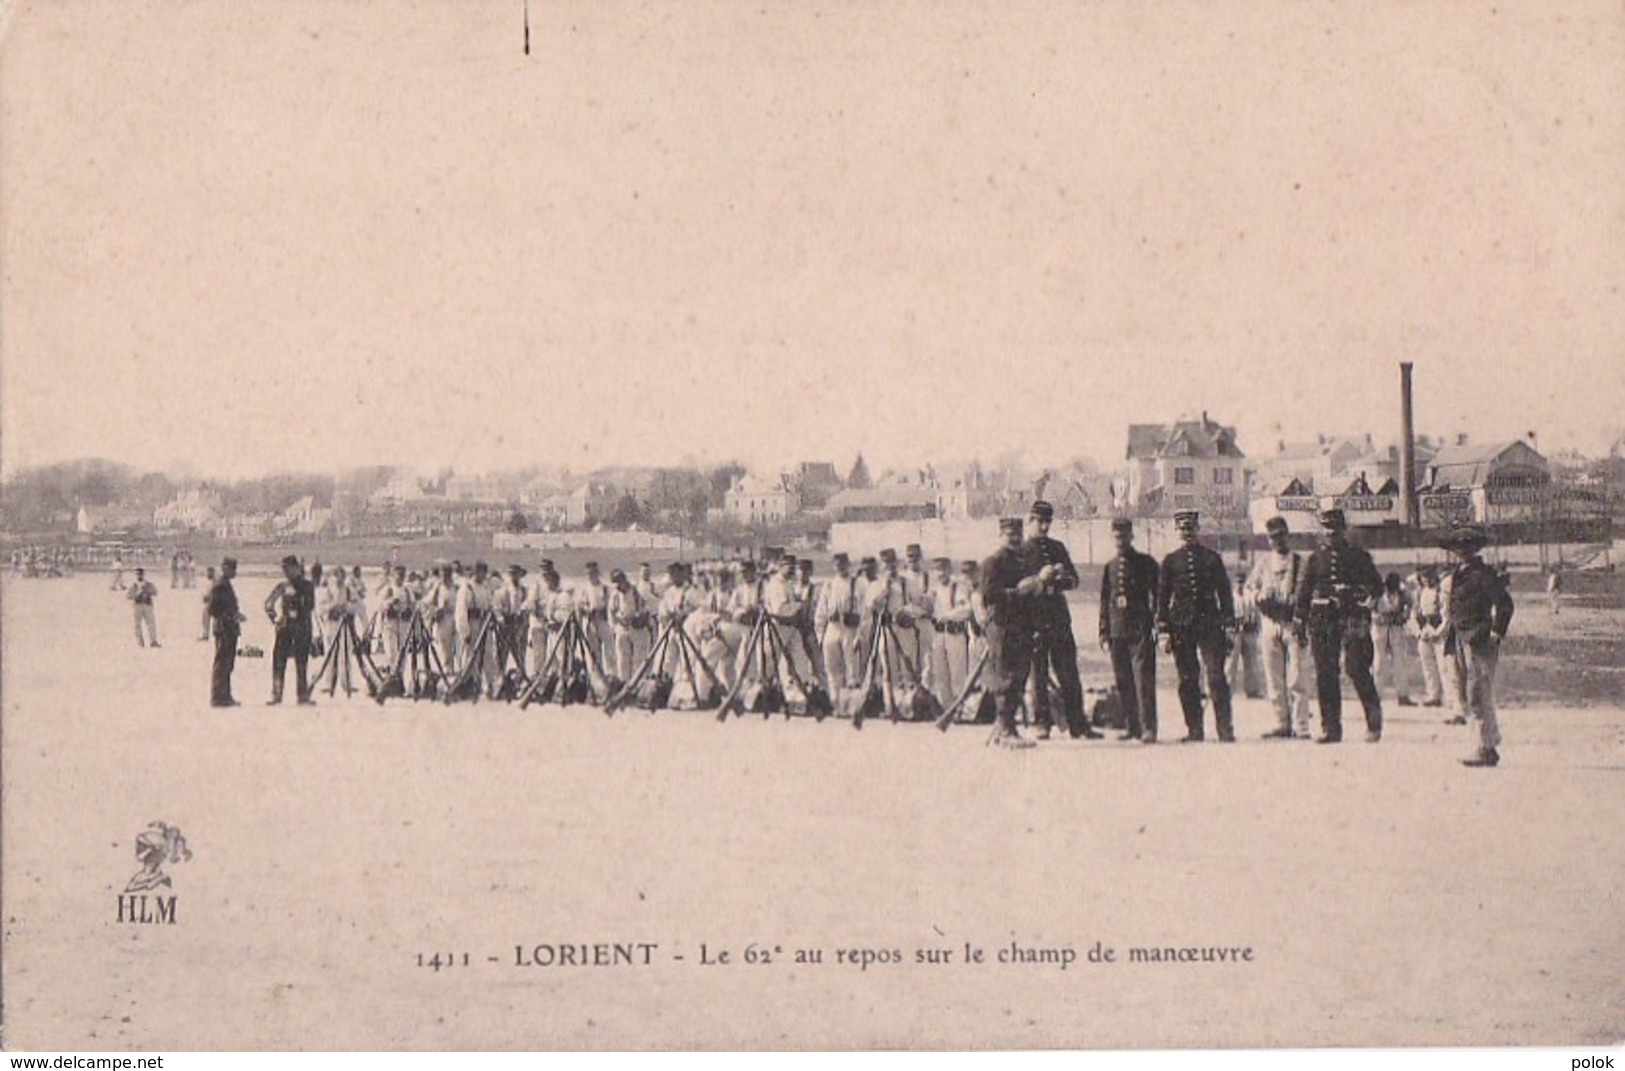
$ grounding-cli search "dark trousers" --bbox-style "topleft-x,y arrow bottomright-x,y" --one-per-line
987,627 -> 1032,733
1030,624 -> 1084,734
1309,621 -> 1383,737
211,628 -> 239,705
271,627 -> 312,702
499,616 -> 527,675
1109,635 -> 1158,736
1170,625 -> 1232,738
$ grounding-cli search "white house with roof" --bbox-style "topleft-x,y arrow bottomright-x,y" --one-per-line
1123,413 -> 1250,517
75,503 -> 153,534
154,487 -> 224,531
275,495 -> 332,535
368,471 -> 429,508
724,473 -> 800,526
538,483 -> 619,528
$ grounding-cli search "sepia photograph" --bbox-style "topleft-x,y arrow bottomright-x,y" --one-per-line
2,0 -> 1622,1054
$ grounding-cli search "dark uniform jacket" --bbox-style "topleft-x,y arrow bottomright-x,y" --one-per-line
207,577 -> 241,639
1294,538 -> 1383,626
1100,548 -> 1159,643
266,576 -> 316,635
979,545 -> 1036,672
1157,541 -> 1234,635
1443,556 -> 1514,652
1020,536 -> 1079,629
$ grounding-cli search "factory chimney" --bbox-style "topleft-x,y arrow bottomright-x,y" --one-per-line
1400,362 -> 1417,527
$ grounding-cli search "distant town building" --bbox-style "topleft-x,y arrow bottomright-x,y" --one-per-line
1122,413 -> 1249,517
787,461 -> 842,510
368,471 -> 430,508
216,512 -> 275,542
75,503 -> 153,535
1251,438 -> 1573,535
724,473 -> 801,526
538,483 -> 619,529
846,453 -> 873,490
1419,439 -> 1552,529
444,472 -> 520,504
154,487 -> 224,531
1422,439 -> 1550,492
935,471 -> 1001,519
1259,434 -> 1437,497
519,475 -> 561,507
275,495 -> 332,536
1256,435 -> 1369,491
1248,480 -> 1401,536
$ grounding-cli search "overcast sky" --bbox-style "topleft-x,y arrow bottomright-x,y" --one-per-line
3,1 -> 1622,481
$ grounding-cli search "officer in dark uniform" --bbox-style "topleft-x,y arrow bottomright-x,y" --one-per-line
1098,517 -> 1159,742
1156,510 -> 1236,742
979,517 -> 1042,748
1293,507 -> 1384,743
264,554 -> 317,705
206,557 -> 246,707
1439,525 -> 1515,767
1021,500 -> 1101,740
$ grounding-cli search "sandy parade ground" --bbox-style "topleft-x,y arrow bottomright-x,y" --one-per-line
2,570 -> 1622,1051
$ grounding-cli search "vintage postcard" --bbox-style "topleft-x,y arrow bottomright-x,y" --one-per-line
2,0 -> 1622,1053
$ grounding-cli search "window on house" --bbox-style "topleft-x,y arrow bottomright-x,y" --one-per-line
1214,468 -> 1233,485
1174,468 -> 1195,485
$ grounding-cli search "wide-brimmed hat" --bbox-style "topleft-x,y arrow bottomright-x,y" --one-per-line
1439,525 -> 1489,552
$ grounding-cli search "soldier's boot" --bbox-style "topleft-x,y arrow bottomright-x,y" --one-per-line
997,718 -> 1035,750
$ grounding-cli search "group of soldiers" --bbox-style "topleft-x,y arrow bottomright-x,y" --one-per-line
221,502 -> 1098,732
9,546 -> 81,578
8,545 -> 175,584
250,545 -> 998,715
205,497 -> 1516,766
167,549 -> 201,588
1099,505 -> 1515,766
